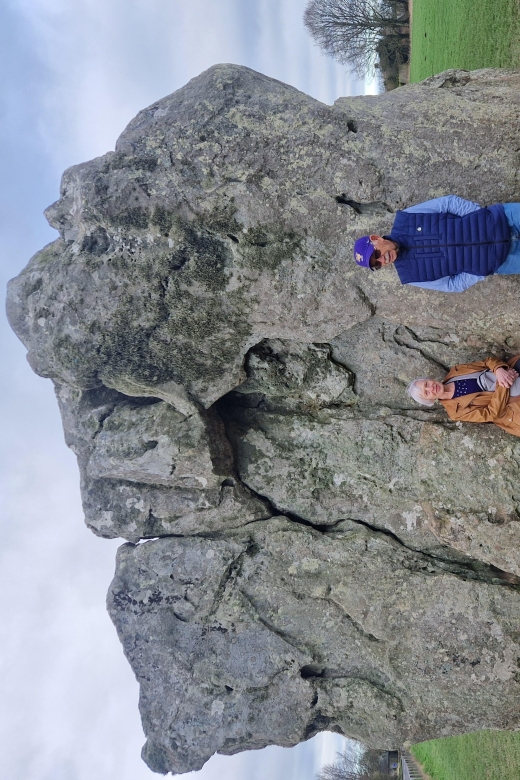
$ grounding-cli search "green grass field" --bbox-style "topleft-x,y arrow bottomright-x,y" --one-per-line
410,0 -> 520,82
411,731 -> 520,780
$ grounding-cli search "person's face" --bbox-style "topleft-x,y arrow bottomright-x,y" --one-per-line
414,379 -> 444,402
368,235 -> 399,269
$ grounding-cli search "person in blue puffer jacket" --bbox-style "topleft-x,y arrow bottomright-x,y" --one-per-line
353,195 -> 520,292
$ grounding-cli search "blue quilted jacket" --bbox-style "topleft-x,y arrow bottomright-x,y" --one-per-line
390,204 -> 510,284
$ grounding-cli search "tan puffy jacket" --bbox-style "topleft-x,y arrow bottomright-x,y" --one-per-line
440,355 -> 520,437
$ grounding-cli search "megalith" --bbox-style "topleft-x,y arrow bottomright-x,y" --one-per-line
7,64 -> 520,774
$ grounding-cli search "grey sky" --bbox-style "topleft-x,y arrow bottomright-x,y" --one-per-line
1,1 -> 368,777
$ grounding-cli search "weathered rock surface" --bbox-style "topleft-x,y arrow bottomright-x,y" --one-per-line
108,520 -> 520,773
6,64 -> 520,774
224,324 -> 520,577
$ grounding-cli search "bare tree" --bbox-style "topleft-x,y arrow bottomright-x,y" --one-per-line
317,747 -> 392,780
304,0 -> 409,76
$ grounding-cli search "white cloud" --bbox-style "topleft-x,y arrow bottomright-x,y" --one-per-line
11,0 -> 364,170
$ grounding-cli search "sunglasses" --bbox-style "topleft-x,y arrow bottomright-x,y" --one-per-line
369,248 -> 382,269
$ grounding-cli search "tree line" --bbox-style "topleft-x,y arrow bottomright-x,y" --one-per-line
316,746 -> 395,780
304,0 -> 410,90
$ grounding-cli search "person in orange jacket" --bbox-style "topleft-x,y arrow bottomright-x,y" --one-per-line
407,356 -> 520,437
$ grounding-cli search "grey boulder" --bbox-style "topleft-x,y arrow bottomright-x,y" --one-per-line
6,64 -> 520,774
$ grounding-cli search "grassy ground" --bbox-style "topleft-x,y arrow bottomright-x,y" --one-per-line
411,731 -> 520,780
410,0 -> 520,82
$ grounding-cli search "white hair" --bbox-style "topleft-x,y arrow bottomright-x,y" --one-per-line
407,379 -> 436,407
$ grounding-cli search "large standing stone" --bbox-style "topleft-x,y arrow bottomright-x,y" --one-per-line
7,65 -> 520,774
